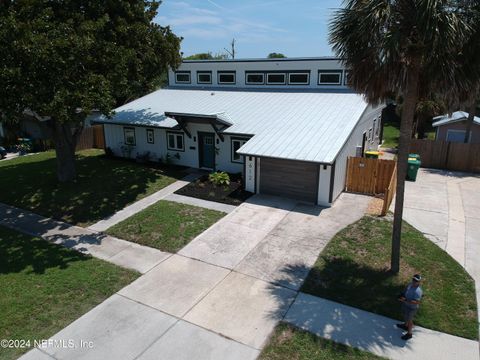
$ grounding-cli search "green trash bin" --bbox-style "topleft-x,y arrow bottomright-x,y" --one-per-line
365,151 -> 380,159
408,153 -> 420,161
407,158 -> 421,181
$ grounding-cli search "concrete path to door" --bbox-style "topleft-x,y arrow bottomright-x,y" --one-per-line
19,193 -> 370,360
395,168 -> 480,326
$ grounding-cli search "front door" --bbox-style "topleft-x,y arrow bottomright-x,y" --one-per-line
199,132 -> 215,169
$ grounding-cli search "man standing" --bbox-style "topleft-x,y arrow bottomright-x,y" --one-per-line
397,274 -> 423,340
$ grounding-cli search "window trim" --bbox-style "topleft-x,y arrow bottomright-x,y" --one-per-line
166,131 -> 185,152
288,72 -> 310,85
146,128 -> 154,144
318,70 -> 343,85
266,73 -> 286,85
245,72 -> 265,85
197,71 -> 212,84
231,137 -> 249,163
123,127 -> 136,145
175,71 -> 191,84
217,71 -> 236,84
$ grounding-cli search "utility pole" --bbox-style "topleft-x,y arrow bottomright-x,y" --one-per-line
224,38 -> 235,59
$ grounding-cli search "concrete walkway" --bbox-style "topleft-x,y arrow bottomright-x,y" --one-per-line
88,173 -> 200,232
165,193 -> 237,213
285,292 -> 479,360
0,203 -> 170,274
17,193 -> 371,360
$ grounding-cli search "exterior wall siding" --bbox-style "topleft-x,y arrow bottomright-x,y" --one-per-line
436,122 -> 480,144
331,104 -> 383,202
103,123 -> 246,173
317,164 -> 332,206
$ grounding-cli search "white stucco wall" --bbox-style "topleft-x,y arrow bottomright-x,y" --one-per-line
103,123 -> 247,174
331,104 -> 383,202
317,164 -> 332,206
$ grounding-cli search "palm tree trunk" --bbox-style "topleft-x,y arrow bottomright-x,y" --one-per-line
464,99 -> 476,143
391,60 -> 421,273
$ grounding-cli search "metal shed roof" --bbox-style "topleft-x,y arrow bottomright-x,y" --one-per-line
432,111 -> 480,127
101,88 -> 368,164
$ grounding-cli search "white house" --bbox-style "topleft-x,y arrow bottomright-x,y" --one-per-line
97,57 -> 382,206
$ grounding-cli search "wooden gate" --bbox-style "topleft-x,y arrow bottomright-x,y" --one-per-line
93,125 -> 105,149
346,157 -> 396,195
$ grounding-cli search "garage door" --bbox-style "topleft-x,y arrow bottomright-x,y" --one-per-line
260,157 -> 318,203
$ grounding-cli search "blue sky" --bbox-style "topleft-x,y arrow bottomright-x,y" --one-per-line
154,0 -> 343,58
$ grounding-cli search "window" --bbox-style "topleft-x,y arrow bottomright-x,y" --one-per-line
167,132 -> 184,151
197,71 -> 212,84
372,119 -> 376,138
146,129 -> 154,144
368,128 -> 373,142
175,71 -> 190,84
446,129 -> 471,143
231,138 -> 248,163
375,117 -> 380,136
344,71 -> 351,86
288,72 -> 309,85
318,71 -> 342,85
123,127 -> 135,145
246,73 -> 264,85
218,71 -> 236,84
266,73 -> 286,85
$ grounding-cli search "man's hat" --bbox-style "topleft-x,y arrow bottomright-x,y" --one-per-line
412,274 -> 422,282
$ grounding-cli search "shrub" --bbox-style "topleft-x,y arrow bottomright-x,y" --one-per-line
209,171 -> 230,186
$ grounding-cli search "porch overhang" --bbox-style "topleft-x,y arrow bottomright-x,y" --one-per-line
164,111 -> 233,141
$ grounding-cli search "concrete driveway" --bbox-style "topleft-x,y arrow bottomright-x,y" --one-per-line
25,193 -> 369,360
399,168 -> 480,322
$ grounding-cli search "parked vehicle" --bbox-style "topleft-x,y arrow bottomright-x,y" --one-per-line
0,146 -> 7,159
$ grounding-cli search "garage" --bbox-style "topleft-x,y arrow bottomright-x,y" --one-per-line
259,157 -> 319,203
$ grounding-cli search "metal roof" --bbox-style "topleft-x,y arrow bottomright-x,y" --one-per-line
101,88 -> 368,164
432,111 -> 480,127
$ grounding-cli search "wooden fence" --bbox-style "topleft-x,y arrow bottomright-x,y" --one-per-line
345,157 -> 397,216
410,139 -> 480,173
76,125 -> 104,151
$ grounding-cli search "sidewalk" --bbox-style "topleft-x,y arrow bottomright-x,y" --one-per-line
285,292 -> 479,360
88,173 -> 201,232
0,203 -> 170,274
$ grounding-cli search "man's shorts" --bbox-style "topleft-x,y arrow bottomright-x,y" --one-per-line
402,303 -> 418,321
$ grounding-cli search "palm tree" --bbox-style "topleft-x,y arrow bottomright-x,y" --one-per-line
330,0 -> 469,273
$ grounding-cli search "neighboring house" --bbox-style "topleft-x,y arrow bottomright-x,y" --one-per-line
96,57 -> 383,206
433,111 -> 480,143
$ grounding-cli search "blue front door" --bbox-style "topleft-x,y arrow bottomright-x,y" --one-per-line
199,133 -> 215,169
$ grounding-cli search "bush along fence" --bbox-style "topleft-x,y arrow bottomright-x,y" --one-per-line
345,156 -> 397,215
410,139 -> 480,174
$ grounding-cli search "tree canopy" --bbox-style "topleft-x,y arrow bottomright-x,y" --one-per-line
0,0 -> 182,181
267,53 -> 286,58
184,52 -> 228,60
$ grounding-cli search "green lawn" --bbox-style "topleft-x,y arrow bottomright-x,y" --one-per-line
381,120 -> 400,148
0,149 -> 185,226
302,216 -> 478,340
0,226 -> 138,360
260,324 -> 384,360
106,200 -> 225,252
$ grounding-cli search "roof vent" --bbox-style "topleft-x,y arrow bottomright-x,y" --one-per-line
211,92 -> 215,96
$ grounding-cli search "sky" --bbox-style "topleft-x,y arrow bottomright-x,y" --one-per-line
154,0 -> 343,59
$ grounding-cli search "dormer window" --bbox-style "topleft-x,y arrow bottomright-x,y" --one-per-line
218,71 -> 236,84
175,71 -> 191,84
288,72 -> 310,85
246,73 -> 264,85
318,70 -> 342,85
197,71 -> 212,84
266,73 -> 286,85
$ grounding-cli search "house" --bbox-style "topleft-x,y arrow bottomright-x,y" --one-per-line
432,111 -> 480,143
96,57 -> 383,206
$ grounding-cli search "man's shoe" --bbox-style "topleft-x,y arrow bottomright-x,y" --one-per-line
396,323 -> 408,331
401,333 -> 413,340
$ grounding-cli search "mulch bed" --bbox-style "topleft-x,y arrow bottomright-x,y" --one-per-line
175,173 -> 253,206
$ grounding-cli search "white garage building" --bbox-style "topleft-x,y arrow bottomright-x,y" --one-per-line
97,57 -> 382,206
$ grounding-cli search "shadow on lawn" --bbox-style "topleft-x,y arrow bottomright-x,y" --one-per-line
0,152 -> 185,225
0,228 -> 89,275
265,260 -> 408,355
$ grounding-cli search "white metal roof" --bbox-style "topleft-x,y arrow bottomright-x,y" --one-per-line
101,88 -> 368,164
432,111 -> 480,127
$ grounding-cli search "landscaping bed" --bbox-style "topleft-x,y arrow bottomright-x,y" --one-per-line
0,226 -> 139,360
301,216 -> 478,340
0,149 -> 186,227
106,200 -> 225,252
175,172 -> 253,206
260,323 -> 384,360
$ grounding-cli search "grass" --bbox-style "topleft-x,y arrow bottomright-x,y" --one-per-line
381,120 -> 400,148
260,323 -> 384,360
0,149 -> 185,226
302,216 -> 478,340
106,200 -> 225,252
0,226 -> 139,360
